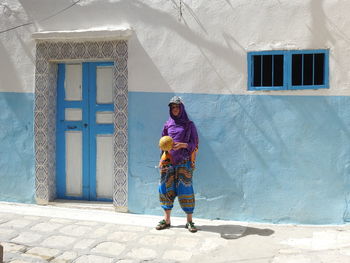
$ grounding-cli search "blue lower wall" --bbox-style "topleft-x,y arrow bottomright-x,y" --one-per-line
0,92 -> 35,203
2,91 -> 350,224
128,92 -> 350,224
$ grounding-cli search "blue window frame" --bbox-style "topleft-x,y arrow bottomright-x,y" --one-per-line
248,49 -> 329,90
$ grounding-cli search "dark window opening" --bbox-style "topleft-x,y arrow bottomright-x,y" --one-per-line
253,55 -> 261,86
273,55 -> 283,86
252,54 -> 284,87
314,53 -> 325,85
292,54 -> 302,85
303,54 -> 313,85
292,53 -> 325,86
262,55 -> 272,86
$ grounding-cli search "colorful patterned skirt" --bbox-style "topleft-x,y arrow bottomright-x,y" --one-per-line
159,160 -> 195,214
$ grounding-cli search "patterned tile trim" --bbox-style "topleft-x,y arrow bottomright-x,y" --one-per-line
34,40 -> 128,209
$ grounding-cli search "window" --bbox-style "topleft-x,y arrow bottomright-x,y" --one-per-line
248,50 -> 329,90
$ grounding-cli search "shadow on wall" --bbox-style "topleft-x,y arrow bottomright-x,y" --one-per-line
127,89 -> 175,213
0,39 -> 35,122
128,0 -> 243,71
128,93 -> 247,220
5,0 -> 39,37
1,0 -> 36,84
123,0 -> 244,94
183,94 -> 247,221
187,94 -> 350,224
238,95 -> 350,223
309,0 -> 335,46
0,92 -> 35,203
129,88 -> 350,223
320,99 -> 350,222
194,129 -> 245,220
19,0 -> 244,75
128,34 -> 175,93
0,41 -> 23,93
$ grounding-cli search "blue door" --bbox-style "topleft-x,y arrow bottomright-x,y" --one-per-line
56,62 -> 114,201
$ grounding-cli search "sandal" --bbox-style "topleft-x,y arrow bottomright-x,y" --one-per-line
156,219 -> 171,230
185,221 -> 198,233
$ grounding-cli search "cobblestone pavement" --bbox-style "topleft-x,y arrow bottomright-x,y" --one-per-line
2,202 -> 350,262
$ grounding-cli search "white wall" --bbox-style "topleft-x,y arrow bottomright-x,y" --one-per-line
1,0 -> 350,95
0,0 -> 36,93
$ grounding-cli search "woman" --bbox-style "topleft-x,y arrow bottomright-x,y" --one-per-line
156,96 -> 199,233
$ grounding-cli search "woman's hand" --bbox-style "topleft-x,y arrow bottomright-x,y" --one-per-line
173,142 -> 188,150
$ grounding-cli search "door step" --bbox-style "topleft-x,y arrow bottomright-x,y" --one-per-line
49,199 -> 114,211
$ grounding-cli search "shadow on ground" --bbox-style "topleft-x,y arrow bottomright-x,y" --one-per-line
173,224 -> 274,240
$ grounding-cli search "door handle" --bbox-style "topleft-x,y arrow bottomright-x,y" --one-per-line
84,123 -> 88,128
67,125 -> 77,129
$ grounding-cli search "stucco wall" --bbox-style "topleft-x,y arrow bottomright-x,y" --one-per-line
129,92 -> 350,224
0,93 -> 35,203
2,0 -> 350,95
1,0 -> 350,223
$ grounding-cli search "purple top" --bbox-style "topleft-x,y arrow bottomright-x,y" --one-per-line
162,103 -> 199,165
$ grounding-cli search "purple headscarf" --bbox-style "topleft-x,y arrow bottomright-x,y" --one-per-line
168,103 -> 190,126
162,99 -> 198,165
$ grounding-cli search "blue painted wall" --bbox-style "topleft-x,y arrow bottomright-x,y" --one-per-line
128,92 -> 350,224
0,92 -> 35,203
2,90 -> 350,224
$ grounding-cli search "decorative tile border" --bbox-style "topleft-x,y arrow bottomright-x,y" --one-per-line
34,40 -> 128,210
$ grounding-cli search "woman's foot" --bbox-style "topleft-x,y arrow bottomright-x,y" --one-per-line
185,221 -> 197,233
156,219 -> 171,230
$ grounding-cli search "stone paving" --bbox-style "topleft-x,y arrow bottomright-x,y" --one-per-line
2,202 -> 350,262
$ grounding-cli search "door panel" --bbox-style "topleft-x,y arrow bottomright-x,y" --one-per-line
96,112 -> 114,124
96,135 -> 114,199
65,64 -> 82,101
65,108 -> 82,121
96,66 -> 114,103
65,131 -> 83,196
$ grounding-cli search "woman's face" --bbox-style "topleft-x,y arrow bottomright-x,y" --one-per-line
171,104 -> 180,117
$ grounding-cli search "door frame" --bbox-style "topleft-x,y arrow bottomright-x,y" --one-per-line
33,39 -> 129,211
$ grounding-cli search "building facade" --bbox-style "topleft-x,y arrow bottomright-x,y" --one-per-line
1,0 -> 350,224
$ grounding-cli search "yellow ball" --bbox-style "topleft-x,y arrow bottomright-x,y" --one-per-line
159,136 -> 173,151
